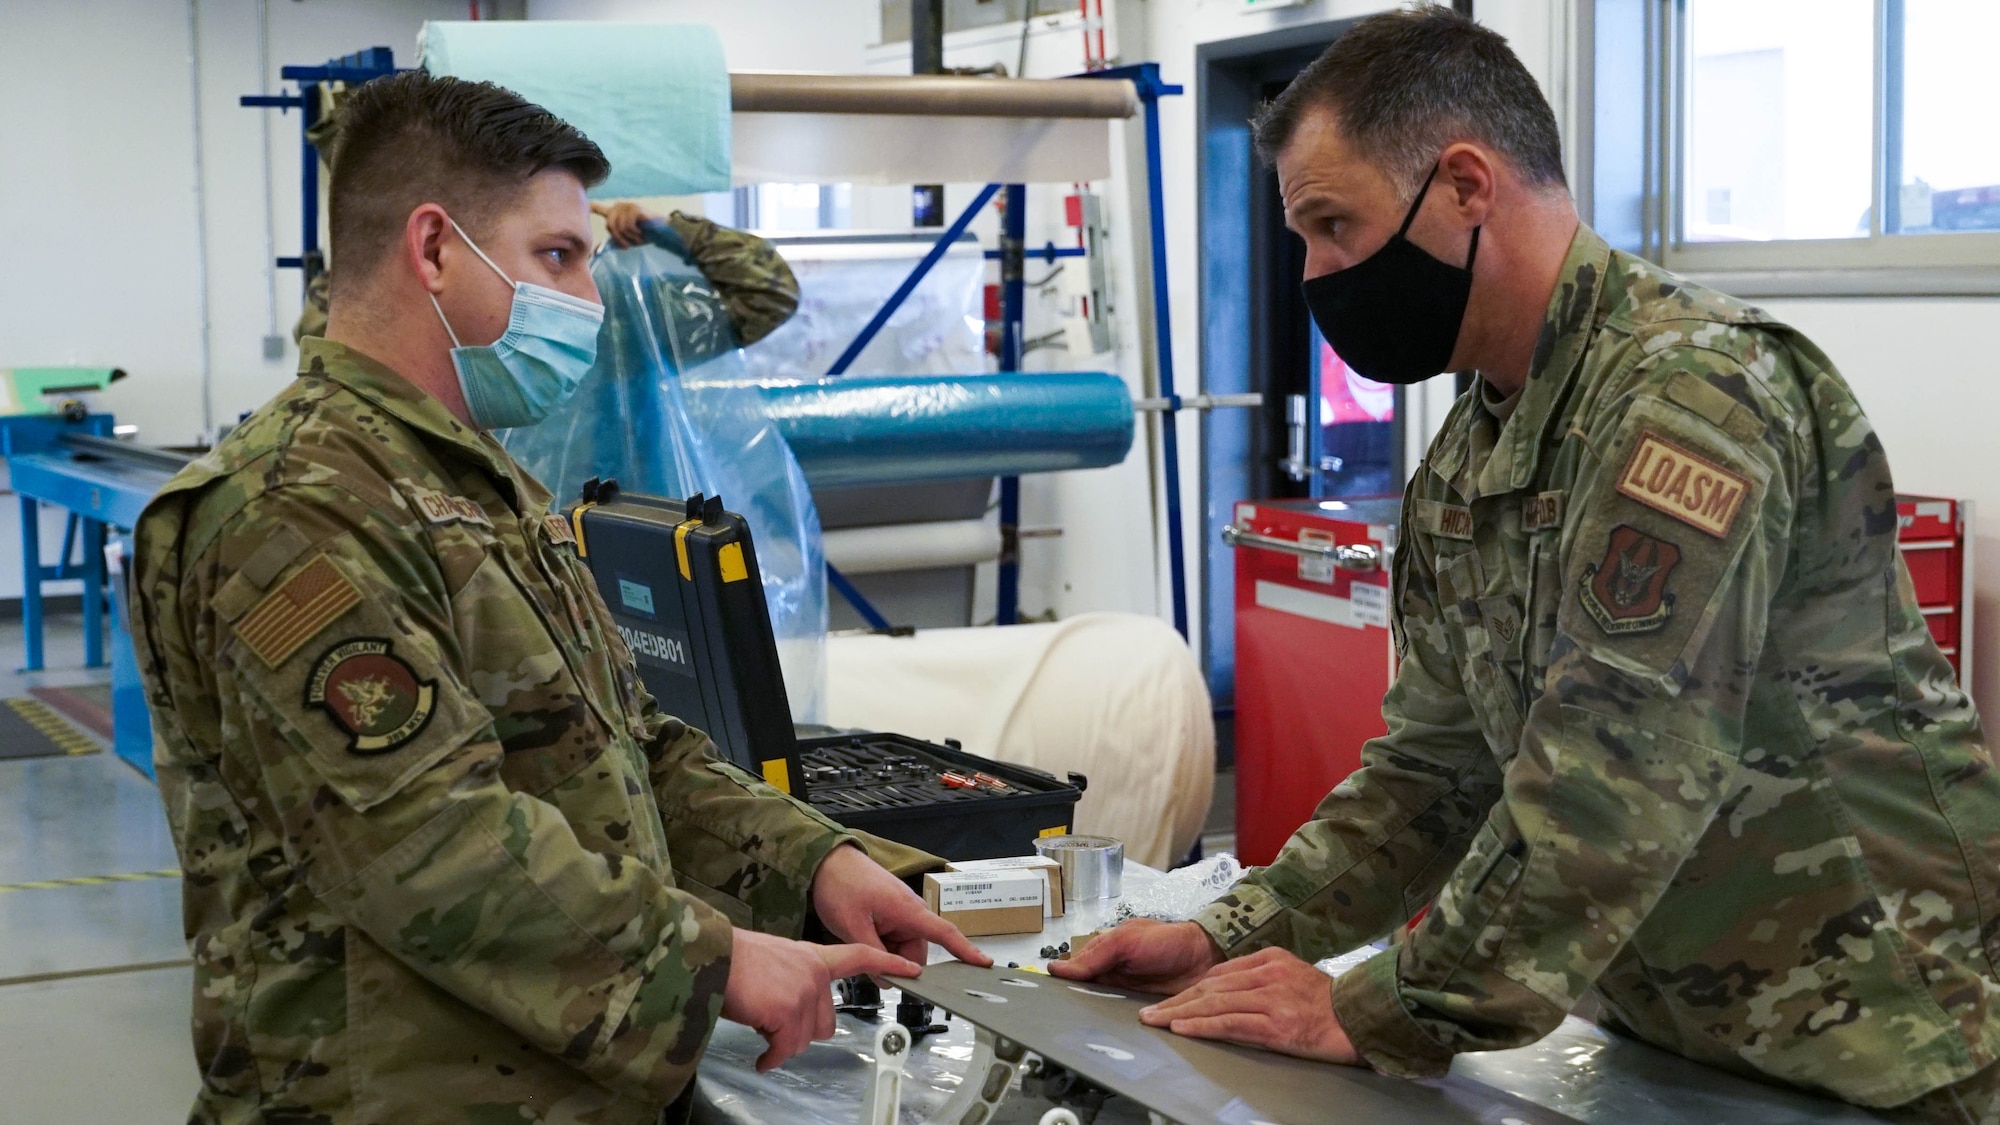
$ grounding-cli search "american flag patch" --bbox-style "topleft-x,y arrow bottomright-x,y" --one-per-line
235,555 -> 362,669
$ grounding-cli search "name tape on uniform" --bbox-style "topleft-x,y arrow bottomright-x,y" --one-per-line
1524,491 -> 1564,532
1616,432 -> 1748,539
408,487 -> 493,529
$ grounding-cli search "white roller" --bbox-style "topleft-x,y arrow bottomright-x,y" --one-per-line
822,519 -> 1001,576
731,113 -> 1114,187
824,613 -> 1216,868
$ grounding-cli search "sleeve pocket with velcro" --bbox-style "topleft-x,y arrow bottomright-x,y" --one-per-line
1558,397 -> 1774,693
215,546 -> 493,812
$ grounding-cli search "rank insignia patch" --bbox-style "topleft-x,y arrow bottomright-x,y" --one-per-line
1616,432 -> 1749,538
305,639 -> 436,755
1582,524 -> 1681,634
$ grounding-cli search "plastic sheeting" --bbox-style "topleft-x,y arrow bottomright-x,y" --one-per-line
500,241 -> 829,722
740,236 -> 987,382
755,371 -> 1135,488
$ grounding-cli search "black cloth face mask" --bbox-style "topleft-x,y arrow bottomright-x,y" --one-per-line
1299,165 -> 1480,385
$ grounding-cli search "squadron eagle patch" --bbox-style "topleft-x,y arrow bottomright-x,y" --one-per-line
305,639 -> 436,755
1581,524 -> 1681,635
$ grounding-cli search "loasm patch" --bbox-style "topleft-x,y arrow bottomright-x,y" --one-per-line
235,554 -> 362,668
1615,432 -> 1749,539
542,513 -> 577,547
305,639 -> 436,755
1581,524 -> 1681,634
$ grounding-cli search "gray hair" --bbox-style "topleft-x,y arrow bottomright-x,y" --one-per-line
1251,4 -> 1567,200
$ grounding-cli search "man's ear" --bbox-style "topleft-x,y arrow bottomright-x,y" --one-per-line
405,204 -> 452,295
1437,142 -> 1497,227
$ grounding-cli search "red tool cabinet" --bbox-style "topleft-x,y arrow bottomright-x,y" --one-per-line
1227,497 -> 1398,866
1897,494 -> 1975,686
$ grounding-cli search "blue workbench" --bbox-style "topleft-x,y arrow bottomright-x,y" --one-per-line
2,414 -> 184,775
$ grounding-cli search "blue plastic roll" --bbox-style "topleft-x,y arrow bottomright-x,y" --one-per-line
751,372 -> 1135,488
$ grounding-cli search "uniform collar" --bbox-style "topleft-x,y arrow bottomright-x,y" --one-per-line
1462,223 -> 1611,498
296,337 -> 550,514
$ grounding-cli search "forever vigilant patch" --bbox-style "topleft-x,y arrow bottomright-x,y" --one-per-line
305,639 -> 436,755
1581,524 -> 1681,634
236,555 -> 362,668
1616,432 -> 1749,539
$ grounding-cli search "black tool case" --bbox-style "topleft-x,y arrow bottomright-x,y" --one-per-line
568,486 -> 805,794
567,484 -> 1084,861
798,732 -> 1085,861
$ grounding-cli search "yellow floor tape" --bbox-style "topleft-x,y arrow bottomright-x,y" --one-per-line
0,868 -> 181,894
7,697 -> 101,757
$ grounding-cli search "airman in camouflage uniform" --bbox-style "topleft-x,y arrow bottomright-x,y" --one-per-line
130,336 -> 938,1124
1186,223 -> 2000,1117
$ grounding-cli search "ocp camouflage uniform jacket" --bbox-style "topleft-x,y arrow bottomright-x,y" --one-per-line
1194,224 -> 2000,1108
132,337 -> 882,1124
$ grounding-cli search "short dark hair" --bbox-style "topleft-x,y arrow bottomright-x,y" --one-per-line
1252,5 -> 1567,198
327,70 -> 608,298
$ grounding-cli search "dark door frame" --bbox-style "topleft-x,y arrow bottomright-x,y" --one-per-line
1195,18 -> 1362,710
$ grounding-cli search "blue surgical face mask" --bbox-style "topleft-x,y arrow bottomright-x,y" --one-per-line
429,216 -> 604,430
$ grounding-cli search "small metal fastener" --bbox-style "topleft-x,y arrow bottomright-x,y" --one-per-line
880,1028 -> 908,1055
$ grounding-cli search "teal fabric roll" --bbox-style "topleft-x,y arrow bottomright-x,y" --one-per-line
419,20 -> 731,198
754,372 -> 1136,488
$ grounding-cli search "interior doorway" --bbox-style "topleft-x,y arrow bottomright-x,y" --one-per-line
1196,18 -> 1407,719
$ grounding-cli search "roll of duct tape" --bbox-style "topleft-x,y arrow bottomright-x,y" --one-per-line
1033,834 -> 1124,902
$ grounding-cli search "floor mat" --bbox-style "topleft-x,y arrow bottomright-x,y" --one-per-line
0,698 -> 101,760
27,684 -> 113,741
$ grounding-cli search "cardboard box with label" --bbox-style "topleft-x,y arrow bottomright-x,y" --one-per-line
922,868 -> 1046,937
944,855 -> 1065,918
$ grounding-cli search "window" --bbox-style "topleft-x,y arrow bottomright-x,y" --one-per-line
707,184 -> 853,232
1659,0 -> 2000,292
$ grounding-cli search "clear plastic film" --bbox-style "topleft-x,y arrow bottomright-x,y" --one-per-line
501,241 -> 829,722
1109,853 -> 1244,924
739,237 -> 989,382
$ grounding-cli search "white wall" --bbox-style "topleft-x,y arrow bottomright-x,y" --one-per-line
526,0 -> 880,71
0,0 -> 466,603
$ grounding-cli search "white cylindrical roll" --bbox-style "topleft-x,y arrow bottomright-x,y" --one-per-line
822,519 -> 1002,576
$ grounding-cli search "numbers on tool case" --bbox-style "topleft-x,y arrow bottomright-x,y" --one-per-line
617,624 -> 688,668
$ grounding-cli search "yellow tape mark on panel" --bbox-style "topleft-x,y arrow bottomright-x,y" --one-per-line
761,758 -> 792,794
718,542 -> 748,583
1039,825 -> 1070,839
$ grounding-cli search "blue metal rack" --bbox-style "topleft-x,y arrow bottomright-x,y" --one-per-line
239,46 -> 400,285
815,63 -> 1189,636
